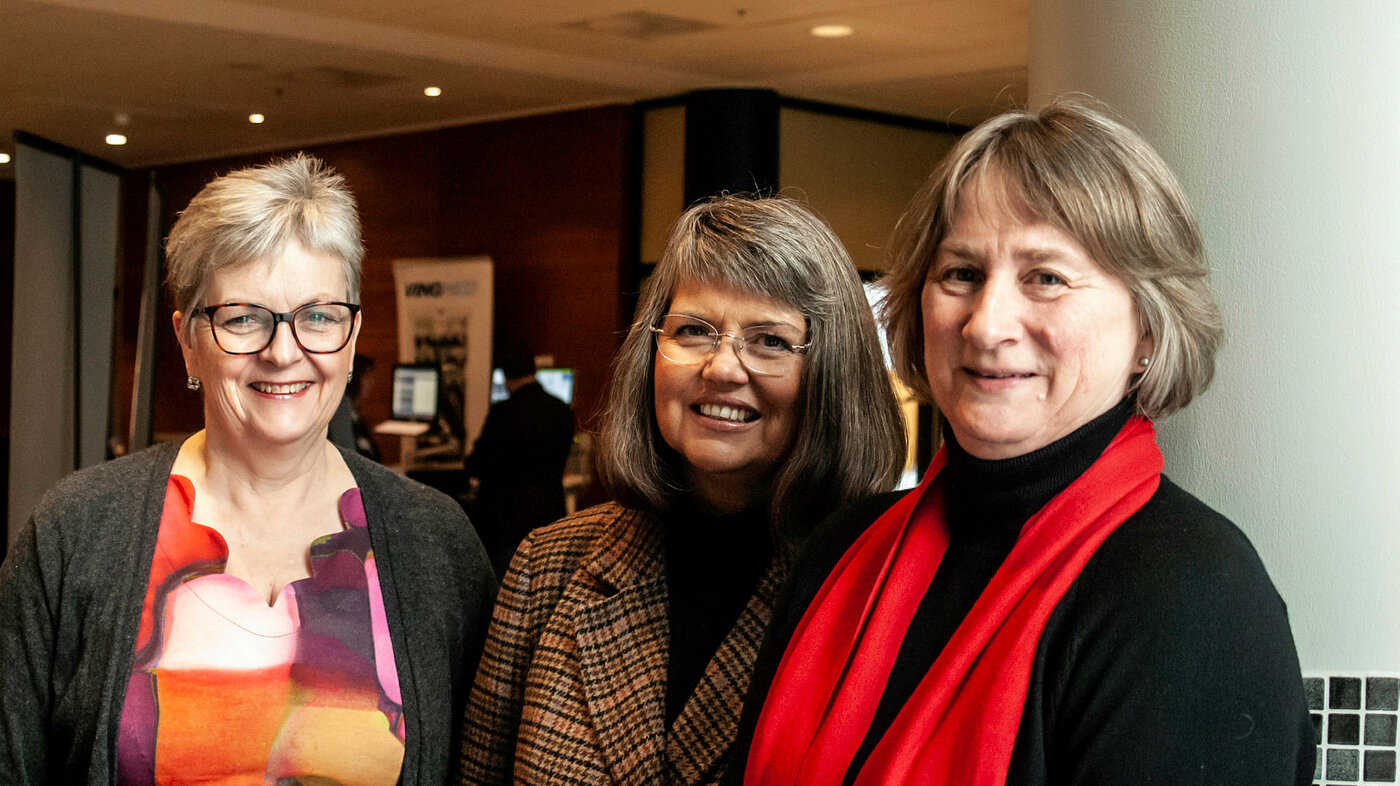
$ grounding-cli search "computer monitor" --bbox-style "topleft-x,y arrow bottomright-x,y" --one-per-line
535,368 -> 574,405
490,367 -> 574,405
489,368 -> 508,404
390,364 -> 440,422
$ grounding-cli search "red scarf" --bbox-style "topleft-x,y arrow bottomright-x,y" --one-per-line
744,417 -> 1162,786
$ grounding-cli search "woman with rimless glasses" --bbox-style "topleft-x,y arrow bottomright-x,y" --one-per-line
0,155 -> 496,784
457,195 -> 906,785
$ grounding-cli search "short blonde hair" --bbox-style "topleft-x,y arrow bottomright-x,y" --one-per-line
165,153 -> 364,344
595,195 -> 905,547
880,96 -> 1223,418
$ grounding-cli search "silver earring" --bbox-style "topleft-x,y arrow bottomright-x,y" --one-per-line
347,370 -> 354,384
186,375 -> 201,391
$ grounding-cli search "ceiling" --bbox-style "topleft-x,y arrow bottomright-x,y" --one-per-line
0,0 -> 1027,175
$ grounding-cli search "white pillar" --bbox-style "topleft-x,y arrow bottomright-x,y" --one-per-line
1029,0 -> 1400,672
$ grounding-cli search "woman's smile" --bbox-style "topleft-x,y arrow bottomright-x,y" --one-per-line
653,279 -> 805,508
693,401 -> 760,425
179,240 -> 359,451
250,381 -> 313,396
922,172 -> 1151,460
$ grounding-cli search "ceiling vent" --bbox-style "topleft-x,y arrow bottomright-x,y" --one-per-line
280,66 -> 405,89
564,10 -> 717,40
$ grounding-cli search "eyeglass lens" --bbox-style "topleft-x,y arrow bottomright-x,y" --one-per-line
208,303 -> 356,354
654,314 -> 804,375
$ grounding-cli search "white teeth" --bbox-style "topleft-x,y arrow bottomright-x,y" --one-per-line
698,403 -> 756,423
253,382 -> 311,395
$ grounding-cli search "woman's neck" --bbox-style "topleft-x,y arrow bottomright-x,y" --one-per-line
174,429 -> 349,531
684,468 -> 773,516
940,397 -> 1136,540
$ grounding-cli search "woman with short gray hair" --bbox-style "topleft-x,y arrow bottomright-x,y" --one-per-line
0,154 -> 495,784
460,194 -> 905,785
730,97 -> 1314,784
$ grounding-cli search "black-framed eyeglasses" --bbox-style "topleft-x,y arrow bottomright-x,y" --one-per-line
193,302 -> 360,355
650,313 -> 808,377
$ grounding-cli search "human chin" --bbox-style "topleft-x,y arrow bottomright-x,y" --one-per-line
943,397 -> 1050,458
235,388 -> 332,443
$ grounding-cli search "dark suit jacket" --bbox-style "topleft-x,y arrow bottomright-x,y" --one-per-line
464,381 -> 575,557
457,502 -> 786,785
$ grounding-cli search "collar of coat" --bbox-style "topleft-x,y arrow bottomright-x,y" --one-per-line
565,505 -> 787,784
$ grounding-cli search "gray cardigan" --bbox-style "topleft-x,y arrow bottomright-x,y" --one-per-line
0,440 -> 496,784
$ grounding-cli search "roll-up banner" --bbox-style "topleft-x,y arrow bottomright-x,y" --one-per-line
391,257 -> 493,467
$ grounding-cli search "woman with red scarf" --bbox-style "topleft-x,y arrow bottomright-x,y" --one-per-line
727,97 -> 1315,785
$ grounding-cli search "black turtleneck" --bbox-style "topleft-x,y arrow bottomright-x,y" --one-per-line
844,399 -> 1132,779
662,499 -> 772,725
723,399 -> 1315,786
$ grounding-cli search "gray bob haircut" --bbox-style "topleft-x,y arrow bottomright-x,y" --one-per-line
165,153 -> 364,345
880,96 -> 1223,419
595,194 -> 906,547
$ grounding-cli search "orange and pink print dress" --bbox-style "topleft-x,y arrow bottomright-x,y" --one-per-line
116,476 -> 405,786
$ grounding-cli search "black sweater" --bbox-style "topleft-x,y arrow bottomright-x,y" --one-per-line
664,500 -> 773,725
726,402 -> 1315,784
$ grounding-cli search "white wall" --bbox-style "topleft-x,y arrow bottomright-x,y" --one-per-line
638,103 -> 958,272
8,144 -> 120,545
779,108 -> 954,272
9,144 -> 75,545
1029,0 -> 1400,671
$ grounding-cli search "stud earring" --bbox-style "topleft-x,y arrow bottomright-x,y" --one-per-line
186,375 -> 202,391
347,369 -> 354,384
1138,356 -> 1152,369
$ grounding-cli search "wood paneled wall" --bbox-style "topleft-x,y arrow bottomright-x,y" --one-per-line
121,105 -> 637,464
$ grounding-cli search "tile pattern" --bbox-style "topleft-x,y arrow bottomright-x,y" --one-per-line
1308,673 -> 1400,784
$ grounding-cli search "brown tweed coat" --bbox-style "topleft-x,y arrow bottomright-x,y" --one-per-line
457,502 -> 785,785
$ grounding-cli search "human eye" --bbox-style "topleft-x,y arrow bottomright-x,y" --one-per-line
297,303 -> 350,331
1026,270 -> 1068,288
215,306 -> 268,333
665,317 -> 716,344
934,264 -> 983,292
744,327 -> 802,359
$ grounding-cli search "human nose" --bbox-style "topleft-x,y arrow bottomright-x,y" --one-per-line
962,275 -> 1023,349
261,318 -> 303,364
701,333 -> 751,383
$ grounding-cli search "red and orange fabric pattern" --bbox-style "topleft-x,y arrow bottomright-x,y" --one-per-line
116,475 -> 405,785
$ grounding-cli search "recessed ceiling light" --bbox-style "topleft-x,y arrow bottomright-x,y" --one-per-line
0,153 -> 10,165
424,86 -> 442,97
105,134 -> 127,146
249,113 -> 265,124
811,24 -> 854,38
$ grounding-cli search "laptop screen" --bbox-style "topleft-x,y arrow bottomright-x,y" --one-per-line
390,364 -> 440,422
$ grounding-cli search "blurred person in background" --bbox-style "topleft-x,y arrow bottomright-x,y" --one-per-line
463,348 -> 576,577
328,352 -> 382,461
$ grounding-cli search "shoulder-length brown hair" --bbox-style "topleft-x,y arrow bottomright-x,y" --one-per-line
881,96 -> 1223,419
595,195 -> 905,548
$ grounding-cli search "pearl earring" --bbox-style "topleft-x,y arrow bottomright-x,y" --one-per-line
1138,356 -> 1151,369
186,376 -> 202,391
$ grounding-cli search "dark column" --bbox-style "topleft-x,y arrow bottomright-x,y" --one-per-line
682,88 -> 779,206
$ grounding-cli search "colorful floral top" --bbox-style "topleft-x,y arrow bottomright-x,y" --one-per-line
115,475 -> 405,785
